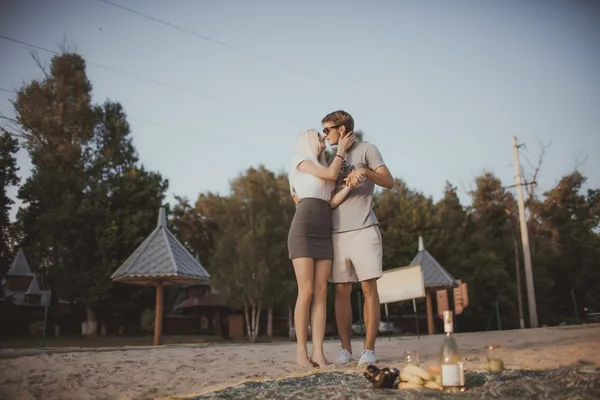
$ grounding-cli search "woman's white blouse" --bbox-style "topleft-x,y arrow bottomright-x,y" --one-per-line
289,155 -> 334,202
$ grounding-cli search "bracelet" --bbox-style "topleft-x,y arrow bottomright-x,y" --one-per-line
335,154 -> 344,160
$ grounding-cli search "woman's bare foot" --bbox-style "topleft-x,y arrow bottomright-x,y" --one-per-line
297,352 -> 317,368
310,353 -> 328,367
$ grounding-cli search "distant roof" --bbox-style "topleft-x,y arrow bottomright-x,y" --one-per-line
174,287 -> 226,309
3,276 -> 51,307
409,237 -> 459,289
7,249 -> 34,277
111,207 -> 211,286
26,275 -> 42,294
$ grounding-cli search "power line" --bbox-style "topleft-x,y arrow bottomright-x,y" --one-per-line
98,0 -> 330,85
0,88 -> 16,93
0,34 -> 233,106
0,34 -> 298,124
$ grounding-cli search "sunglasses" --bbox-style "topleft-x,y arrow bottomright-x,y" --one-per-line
322,125 -> 341,136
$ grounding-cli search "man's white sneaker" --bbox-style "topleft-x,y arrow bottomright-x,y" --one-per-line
335,349 -> 353,364
357,349 -> 377,365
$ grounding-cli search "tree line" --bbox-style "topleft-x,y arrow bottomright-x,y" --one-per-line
1,52 -> 598,339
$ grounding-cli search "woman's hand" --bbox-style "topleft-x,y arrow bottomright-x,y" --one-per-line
336,132 -> 355,156
344,171 -> 366,188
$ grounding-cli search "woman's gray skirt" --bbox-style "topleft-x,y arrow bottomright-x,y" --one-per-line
288,198 -> 332,260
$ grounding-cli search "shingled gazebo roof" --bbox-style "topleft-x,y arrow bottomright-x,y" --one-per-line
409,237 -> 458,289
111,207 -> 210,286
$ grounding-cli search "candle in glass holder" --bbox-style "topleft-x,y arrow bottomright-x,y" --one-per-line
486,345 -> 504,374
406,350 -> 419,366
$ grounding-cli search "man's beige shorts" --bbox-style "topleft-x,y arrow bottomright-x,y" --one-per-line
330,225 -> 383,283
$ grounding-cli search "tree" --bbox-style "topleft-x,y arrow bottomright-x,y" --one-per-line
13,53 -> 96,328
199,166 -> 295,342
429,182 -> 469,271
461,173 -> 517,329
10,52 -> 167,334
0,131 -> 20,293
169,195 -> 217,269
532,171 -> 600,321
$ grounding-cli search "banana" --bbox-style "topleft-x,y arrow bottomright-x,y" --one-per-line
398,382 -> 422,390
402,364 -> 432,381
400,372 -> 423,385
424,381 -> 442,390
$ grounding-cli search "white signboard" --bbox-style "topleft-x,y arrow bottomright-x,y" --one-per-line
377,264 -> 425,304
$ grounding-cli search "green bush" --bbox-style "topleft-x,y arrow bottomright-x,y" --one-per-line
140,308 -> 155,333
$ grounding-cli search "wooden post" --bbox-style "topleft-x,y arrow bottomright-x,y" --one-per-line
154,281 -> 164,346
425,289 -> 435,335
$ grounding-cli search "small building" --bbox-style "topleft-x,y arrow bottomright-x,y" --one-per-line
165,284 -> 230,336
1,249 -> 51,309
0,249 -> 51,338
409,237 -> 459,335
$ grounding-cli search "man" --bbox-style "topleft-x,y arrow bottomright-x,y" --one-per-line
321,110 -> 394,365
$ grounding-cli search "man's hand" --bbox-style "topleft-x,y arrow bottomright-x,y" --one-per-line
292,192 -> 299,205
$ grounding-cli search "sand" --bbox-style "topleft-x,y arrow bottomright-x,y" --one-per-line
0,324 -> 598,400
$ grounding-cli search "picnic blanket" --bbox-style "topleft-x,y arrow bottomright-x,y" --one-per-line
170,366 -> 600,400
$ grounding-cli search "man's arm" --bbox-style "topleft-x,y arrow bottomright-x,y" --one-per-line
363,143 -> 394,189
348,142 -> 394,189
365,165 -> 394,189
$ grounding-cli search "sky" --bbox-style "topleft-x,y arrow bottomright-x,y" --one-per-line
1,0 -> 599,220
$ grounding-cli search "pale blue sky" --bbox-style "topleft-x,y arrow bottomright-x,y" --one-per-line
1,0 -> 599,219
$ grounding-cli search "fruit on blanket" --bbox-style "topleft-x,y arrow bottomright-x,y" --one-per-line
424,381 -> 442,390
397,363 -> 445,391
400,372 -> 422,385
402,364 -> 432,381
398,382 -> 422,390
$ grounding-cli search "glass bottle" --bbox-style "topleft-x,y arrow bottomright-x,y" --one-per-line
439,310 -> 464,392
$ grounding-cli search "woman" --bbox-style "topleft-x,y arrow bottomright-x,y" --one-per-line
287,128 -> 356,367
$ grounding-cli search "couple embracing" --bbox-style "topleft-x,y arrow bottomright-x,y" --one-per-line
287,110 -> 394,368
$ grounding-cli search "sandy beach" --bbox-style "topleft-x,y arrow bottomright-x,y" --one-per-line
1,324 -> 598,400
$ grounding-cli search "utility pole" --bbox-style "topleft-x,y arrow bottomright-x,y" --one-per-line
513,235 -> 525,329
512,136 -> 538,328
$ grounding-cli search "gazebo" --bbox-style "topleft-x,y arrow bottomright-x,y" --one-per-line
409,237 -> 459,335
111,207 -> 210,345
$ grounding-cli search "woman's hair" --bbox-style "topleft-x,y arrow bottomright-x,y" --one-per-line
289,129 -> 327,195
294,129 -> 327,166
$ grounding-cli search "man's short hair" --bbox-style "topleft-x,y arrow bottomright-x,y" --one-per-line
322,110 -> 354,134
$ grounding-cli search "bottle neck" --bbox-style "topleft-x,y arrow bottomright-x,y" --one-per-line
444,323 -> 454,334
443,310 -> 454,334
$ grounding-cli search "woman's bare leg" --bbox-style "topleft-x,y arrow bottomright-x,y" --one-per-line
310,259 -> 332,367
293,257 -> 315,367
